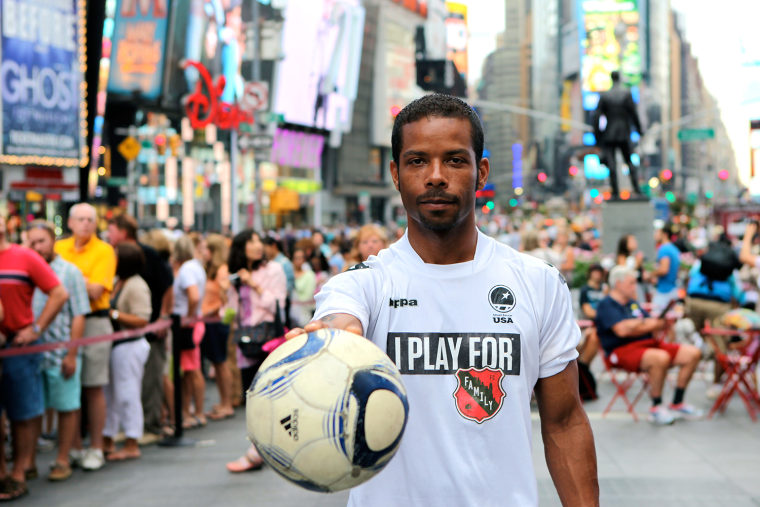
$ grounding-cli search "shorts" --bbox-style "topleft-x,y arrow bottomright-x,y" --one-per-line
43,358 -> 82,412
606,338 -> 681,372
1,351 -> 44,422
201,322 -> 230,364
82,317 -> 113,387
180,322 -> 205,372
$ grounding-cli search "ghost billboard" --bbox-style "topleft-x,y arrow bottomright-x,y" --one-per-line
0,0 -> 86,166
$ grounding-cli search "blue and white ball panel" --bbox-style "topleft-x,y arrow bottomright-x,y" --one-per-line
246,328 -> 409,492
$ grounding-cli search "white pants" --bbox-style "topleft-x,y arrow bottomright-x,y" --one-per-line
104,338 -> 150,440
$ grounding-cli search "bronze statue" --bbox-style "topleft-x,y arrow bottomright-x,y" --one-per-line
592,71 -> 646,200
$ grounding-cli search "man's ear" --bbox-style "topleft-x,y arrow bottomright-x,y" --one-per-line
390,160 -> 400,191
477,157 -> 490,191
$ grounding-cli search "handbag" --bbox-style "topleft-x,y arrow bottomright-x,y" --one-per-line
235,300 -> 284,360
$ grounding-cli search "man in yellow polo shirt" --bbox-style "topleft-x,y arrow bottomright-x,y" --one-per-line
55,203 -> 116,471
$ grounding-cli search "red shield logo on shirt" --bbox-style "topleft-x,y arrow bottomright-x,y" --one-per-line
453,367 -> 505,423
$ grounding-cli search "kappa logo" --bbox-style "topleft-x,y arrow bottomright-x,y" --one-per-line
389,298 -> 418,309
280,409 -> 299,440
453,367 -> 506,423
488,285 -> 516,314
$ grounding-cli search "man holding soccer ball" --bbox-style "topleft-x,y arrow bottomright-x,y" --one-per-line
287,94 -> 599,506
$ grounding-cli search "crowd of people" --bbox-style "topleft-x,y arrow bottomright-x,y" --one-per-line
0,198 -> 758,500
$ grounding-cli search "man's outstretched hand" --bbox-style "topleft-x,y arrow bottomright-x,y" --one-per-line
284,313 -> 364,341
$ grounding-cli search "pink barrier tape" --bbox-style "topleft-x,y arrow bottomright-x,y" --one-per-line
0,315 -> 222,359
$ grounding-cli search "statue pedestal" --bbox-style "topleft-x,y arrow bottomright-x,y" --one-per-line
601,199 -> 656,261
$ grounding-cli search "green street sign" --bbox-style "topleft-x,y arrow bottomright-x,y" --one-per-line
106,177 -> 128,186
677,128 -> 715,142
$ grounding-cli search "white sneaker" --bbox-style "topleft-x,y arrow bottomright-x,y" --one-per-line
706,384 -> 723,400
82,448 -> 105,471
648,405 -> 675,425
69,448 -> 84,468
669,403 -> 705,420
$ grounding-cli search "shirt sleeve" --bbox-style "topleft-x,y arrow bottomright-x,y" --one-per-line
66,265 -> 91,317
120,277 -> 152,321
579,286 -> 590,307
538,265 -> 580,378
313,268 -> 381,336
178,263 -> 197,291
88,243 -> 116,291
26,248 -> 60,293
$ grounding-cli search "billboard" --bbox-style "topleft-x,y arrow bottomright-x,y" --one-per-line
445,2 -> 467,83
751,119 -> 760,180
107,0 -> 170,100
0,0 -> 87,166
273,0 -> 365,132
580,0 -> 641,110
371,4 -> 427,146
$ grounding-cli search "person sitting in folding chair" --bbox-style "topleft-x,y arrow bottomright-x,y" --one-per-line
595,266 -> 703,425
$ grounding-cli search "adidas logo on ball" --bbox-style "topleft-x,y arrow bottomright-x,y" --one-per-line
280,411 -> 299,441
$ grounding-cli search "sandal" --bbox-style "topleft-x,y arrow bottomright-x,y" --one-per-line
106,448 -> 141,461
182,415 -> 207,430
226,454 -> 263,473
0,478 -> 28,502
206,407 -> 234,420
161,424 -> 175,438
48,462 -> 72,482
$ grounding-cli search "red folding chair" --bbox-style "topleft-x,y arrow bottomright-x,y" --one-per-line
702,323 -> 760,421
600,349 -> 649,421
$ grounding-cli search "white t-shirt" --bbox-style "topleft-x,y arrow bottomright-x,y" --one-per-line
314,230 -> 580,507
172,259 -> 207,316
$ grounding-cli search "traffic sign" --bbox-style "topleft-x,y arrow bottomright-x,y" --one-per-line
677,128 -> 715,142
241,81 -> 269,112
117,136 -> 141,161
239,134 -> 273,150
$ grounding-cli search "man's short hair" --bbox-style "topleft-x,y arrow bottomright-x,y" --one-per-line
391,94 -> 484,165
108,214 -> 138,240
610,70 -> 620,82
588,263 -> 604,276
27,219 -> 56,241
608,265 -> 637,288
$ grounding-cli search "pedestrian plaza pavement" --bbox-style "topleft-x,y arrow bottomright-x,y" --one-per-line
15,364 -> 760,506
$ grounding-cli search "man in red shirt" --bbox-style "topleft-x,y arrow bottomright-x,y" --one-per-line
0,215 -> 68,500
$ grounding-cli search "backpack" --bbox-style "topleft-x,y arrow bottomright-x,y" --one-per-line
699,242 -> 738,281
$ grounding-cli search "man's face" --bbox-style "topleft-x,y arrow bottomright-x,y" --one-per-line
68,207 -> 97,240
107,224 -> 127,246
28,228 -> 55,262
616,274 -> 638,301
390,116 -> 488,233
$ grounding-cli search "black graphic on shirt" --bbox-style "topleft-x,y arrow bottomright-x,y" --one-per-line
386,333 -> 521,375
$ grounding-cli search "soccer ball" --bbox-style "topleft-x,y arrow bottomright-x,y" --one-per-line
246,328 -> 409,492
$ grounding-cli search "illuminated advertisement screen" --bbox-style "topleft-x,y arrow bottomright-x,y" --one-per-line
273,0 -> 365,132
445,2 -> 467,82
751,119 -> 760,179
580,0 -> 641,110
107,0 -> 170,99
0,0 -> 87,166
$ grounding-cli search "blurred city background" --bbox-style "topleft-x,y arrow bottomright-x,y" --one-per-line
1,0 -> 759,234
